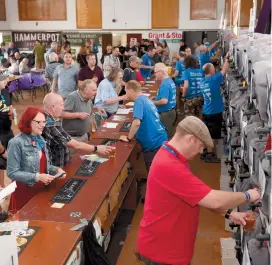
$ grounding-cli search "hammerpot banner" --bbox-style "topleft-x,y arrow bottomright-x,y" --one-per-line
12,32 -> 62,51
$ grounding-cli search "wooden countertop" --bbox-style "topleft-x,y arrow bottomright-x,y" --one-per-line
92,83 -> 160,139
19,139 -> 136,224
19,220 -> 80,265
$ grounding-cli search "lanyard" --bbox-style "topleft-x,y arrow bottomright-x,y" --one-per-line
162,143 -> 190,169
162,143 -> 178,157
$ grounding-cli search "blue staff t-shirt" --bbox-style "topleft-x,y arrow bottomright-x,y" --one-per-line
133,95 -> 167,152
199,52 -> 212,69
200,72 -> 224,115
182,68 -> 204,99
140,54 -> 152,79
155,77 -> 176,113
175,60 -> 185,85
204,43 -> 216,56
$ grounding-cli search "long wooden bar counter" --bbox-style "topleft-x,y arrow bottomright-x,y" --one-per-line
92,82 -> 160,140
18,220 -> 81,265
5,81 -> 161,265
19,139 -> 136,224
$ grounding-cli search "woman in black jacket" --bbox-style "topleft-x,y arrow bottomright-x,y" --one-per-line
77,46 -> 88,68
100,44 -> 112,65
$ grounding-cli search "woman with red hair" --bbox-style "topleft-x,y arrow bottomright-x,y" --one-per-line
7,106 -> 66,211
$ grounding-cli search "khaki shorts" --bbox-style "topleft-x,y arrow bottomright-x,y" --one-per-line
183,96 -> 203,117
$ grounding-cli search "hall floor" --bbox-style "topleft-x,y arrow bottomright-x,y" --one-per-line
11,88 -> 230,265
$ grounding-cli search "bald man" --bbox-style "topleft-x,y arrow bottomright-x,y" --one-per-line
199,40 -> 219,69
152,63 -> 176,138
42,93 -> 113,167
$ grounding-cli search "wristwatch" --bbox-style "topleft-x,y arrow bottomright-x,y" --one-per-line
93,145 -> 98,152
225,209 -> 233,219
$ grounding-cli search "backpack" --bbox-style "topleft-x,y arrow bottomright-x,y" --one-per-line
82,221 -> 111,265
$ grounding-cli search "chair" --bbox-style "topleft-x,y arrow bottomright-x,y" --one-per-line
7,80 -> 19,102
30,71 -> 48,95
17,73 -> 36,102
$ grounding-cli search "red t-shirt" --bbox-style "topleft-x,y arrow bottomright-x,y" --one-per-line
137,142 -> 211,265
135,70 -> 144,82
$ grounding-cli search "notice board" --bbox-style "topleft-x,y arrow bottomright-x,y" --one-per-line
76,0 -> 102,29
0,0 -> 6,21
18,0 -> 66,21
190,0 -> 217,20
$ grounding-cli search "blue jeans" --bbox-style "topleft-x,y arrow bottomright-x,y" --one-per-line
140,254 -> 190,265
140,255 -> 169,265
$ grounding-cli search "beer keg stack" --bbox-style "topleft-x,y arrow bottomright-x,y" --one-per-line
218,29 -> 271,265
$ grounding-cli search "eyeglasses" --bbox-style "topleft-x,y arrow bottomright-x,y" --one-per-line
33,120 -> 46,125
154,70 -> 162,74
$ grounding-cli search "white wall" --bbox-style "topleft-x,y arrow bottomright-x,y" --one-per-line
102,0 -> 151,30
179,0 -> 225,30
0,21 -> 9,31
0,0 -> 224,31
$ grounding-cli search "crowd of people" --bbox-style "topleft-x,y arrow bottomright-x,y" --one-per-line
0,35 -> 261,265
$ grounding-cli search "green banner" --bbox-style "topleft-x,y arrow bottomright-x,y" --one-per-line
63,32 -> 102,46
2,35 -> 12,43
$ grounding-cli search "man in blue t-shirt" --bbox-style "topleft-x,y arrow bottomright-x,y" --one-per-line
172,52 -> 186,114
152,63 -> 176,138
120,80 -> 167,173
200,54 -> 229,163
199,40 -> 219,69
140,46 -> 155,79
203,38 -> 216,56
173,52 -> 186,86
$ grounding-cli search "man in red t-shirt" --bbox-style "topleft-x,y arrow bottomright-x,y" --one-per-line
137,116 -> 261,265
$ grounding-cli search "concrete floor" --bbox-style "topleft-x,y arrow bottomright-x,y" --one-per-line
9,88 -> 230,265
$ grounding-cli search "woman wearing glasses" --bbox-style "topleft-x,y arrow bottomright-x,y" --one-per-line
7,106 -> 66,211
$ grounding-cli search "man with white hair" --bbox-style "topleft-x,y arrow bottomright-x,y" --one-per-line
44,52 -> 61,90
42,93 -> 113,167
45,42 -> 58,65
103,46 -> 120,77
137,116 -> 261,265
62,80 -> 105,148
152,63 -> 176,138
199,54 -> 229,163
199,40 -> 219,69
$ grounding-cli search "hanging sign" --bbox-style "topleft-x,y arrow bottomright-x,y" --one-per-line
12,31 -> 61,51
145,31 -> 183,43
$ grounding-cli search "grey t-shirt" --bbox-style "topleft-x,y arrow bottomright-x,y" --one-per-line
62,91 -> 92,136
53,64 -> 79,98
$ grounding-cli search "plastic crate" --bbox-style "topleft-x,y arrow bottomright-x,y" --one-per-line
222,258 -> 240,265
220,180 -> 232,191
220,238 -> 237,259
